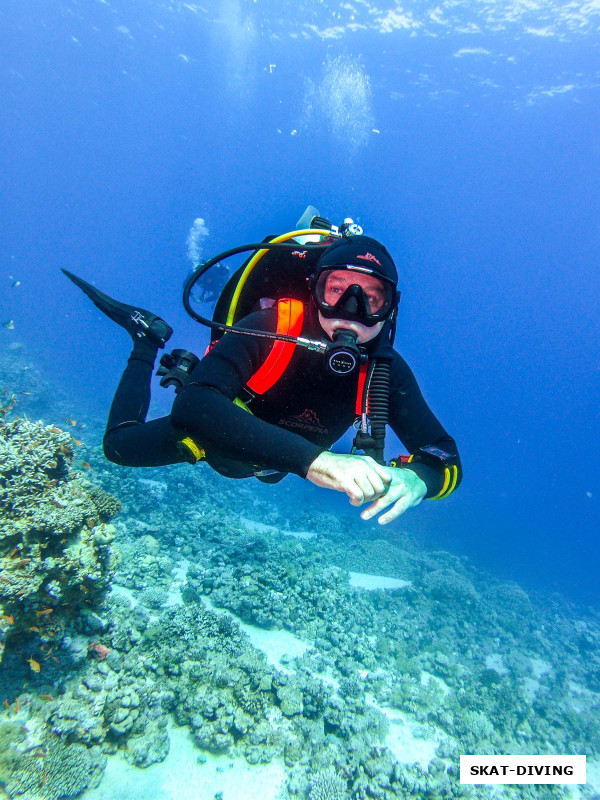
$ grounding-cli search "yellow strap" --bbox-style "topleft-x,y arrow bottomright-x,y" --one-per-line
407,453 -> 458,500
180,437 -> 205,463
429,465 -> 459,500
226,228 -> 333,327
429,467 -> 451,500
443,465 -> 459,497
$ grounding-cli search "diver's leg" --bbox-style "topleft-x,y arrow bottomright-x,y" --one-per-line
105,339 -> 155,434
103,340 -> 191,466
62,270 -> 188,466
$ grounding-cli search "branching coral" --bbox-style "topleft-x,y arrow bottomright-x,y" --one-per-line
309,766 -> 348,800
0,730 -> 105,800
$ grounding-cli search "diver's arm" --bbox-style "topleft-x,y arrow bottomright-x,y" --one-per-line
170,312 -> 325,476
387,355 -> 463,500
172,385 -> 324,476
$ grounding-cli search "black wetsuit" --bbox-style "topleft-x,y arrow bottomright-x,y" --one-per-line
103,302 -> 462,498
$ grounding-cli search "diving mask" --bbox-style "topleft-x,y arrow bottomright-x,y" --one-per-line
312,266 -> 399,328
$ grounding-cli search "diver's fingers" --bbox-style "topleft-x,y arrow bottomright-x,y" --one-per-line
349,470 -> 389,505
377,495 -> 414,525
356,456 -> 393,486
346,480 -> 365,506
361,471 -> 388,499
360,480 -> 409,519
371,461 -> 393,485
306,452 -> 391,502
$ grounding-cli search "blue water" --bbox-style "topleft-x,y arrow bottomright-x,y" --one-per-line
1,0 -> 599,604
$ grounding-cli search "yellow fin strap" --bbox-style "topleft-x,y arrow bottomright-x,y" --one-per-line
444,464 -> 459,497
180,437 -> 205,463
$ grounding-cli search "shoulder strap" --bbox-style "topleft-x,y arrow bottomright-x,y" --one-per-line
246,298 -> 304,395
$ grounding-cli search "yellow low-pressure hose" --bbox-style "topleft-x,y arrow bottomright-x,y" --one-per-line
225,229 -> 333,327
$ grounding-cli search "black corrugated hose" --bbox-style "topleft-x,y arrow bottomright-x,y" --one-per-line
352,358 -> 391,465
367,358 -> 391,464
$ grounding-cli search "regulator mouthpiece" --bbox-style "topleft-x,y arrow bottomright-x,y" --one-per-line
327,330 -> 364,375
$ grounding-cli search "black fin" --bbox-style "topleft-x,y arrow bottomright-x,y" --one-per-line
62,269 -> 173,348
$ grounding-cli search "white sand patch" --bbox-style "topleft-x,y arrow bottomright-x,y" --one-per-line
83,722 -> 286,800
109,558 -> 189,612
240,516 -> 316,539
526,26 -> 555,36
349,572 -> 411,590
522,676 -> 540,701
485,654 -> 508,675
201,595 -> 312,672
569,757 -> 600,799
454,47 -> 492,56
530,657 -> 551,679
164,559 -> 189,607
566,680 -> 600,713
236,623 -> 311,672
585,759 -> 600,793
281,528 -> 316,540
109,584 -> 136,607
366,698 -> 441,768
522,657 -> 552,700
113,571 -> 313,675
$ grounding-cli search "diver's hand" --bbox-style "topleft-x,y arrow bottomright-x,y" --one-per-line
360,467 -> 426,525
306,451 -> 392,506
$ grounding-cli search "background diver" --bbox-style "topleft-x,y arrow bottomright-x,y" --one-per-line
62,210 -> 462,525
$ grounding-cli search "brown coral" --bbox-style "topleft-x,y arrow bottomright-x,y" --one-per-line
0,419 -> 119,664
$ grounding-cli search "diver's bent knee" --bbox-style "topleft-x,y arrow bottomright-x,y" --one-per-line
103,436 -> 132,466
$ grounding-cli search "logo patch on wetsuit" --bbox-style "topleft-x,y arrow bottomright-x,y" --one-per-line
278,408 -> 328,435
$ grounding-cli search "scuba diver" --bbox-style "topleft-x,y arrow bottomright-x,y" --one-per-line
62,208 -> 462,525
190,260 -> 230,304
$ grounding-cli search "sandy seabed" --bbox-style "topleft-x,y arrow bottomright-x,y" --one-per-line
84,722 -> 286,800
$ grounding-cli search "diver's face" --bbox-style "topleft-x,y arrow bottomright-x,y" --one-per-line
317,270 -> 386,343
321,270 -> 388,314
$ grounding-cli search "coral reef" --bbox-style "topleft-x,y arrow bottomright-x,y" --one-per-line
0,418 -> 120,666
0,718 -> 106,800
309,766 -> 348,800
0,359 -> 599,800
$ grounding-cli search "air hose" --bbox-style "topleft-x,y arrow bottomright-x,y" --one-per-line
352,358 -> 391,465
183,231 -> 335,344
